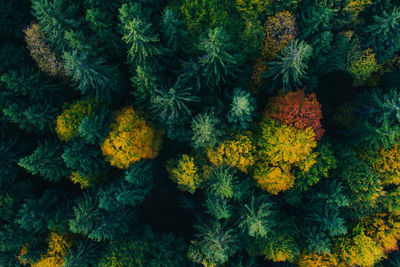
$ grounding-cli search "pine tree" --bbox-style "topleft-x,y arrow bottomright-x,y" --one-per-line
130,64 -> 160,105
161,8 -> 187,54
191,111 -> 224,150
78,109 -> 111,144
62,51 -> 122,102
264,40 -> 312,91
18,140 -> 70,182
227,88 -> 256,130
119,10 -> 162,67
31,0 -> 82,51
362,7 -> 400,62
198,27 -> 241,89
150,80 -> 199,125
238,195 -> 276,239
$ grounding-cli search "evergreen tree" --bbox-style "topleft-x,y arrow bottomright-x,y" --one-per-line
197,27 -> 241,89
362,7 -> 400,62
264,40 -> 312,91
18,140 -> 70,182
191,111 -> 224,150
227,88 -> 256,130
62,51 -> 122,102
78,109 -> 111,144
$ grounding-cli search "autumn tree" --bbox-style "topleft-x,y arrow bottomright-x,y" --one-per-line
168,154 -> 202,193
101,106 -> 162,169
266,89 -> 325,140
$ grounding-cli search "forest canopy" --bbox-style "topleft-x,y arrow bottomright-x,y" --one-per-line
2,0 -> 400,266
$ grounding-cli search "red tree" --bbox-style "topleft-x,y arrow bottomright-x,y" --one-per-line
266,89 -> 325,140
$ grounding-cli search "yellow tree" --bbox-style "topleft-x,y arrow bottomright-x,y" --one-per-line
168,154 -> 202,193
55,99 -> 98,142
31,232 -> 73,267
253,118 -> 317,194
101,106 -> 162,169
207,133 -> 255,173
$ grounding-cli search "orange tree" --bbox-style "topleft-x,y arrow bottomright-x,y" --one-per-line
101,106 -> 162,169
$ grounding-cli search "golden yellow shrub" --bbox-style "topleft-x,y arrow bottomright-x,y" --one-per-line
101,107 -> 162,169
169,154 -> 201,193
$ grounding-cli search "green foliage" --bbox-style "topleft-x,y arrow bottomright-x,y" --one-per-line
18,141 -> 70,182
238,195 -> 276,239
206,165 -> 238,199
197,27 -> 241,89
227,88 -> 256,130
362,7 -> 400,62
62,51 -> 121,102
191,111 -> 224,150
62,140 -> 106,177
78,109 -> 111,144
264,40 -> 313,91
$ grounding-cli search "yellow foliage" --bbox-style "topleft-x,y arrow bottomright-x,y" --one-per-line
169,154 -> 202,193
365,144 -> 400,185
258,119 -> 317,166
345,0 -> 372,16
31,232 -> 72,267
262,11 -> 297,60
55,99 -> 98,142
334,230 -> 384,267
253,118 -> 317,194
253,164 -> 294,195
362,213 -> 400,254
101,106 -> 162,169
207,134 -> 255,173
348,48 -> 381,86
24,24 -> 65,77
298,253 -> 338,267
70,171 -> 98,189
235,0 -> 269,20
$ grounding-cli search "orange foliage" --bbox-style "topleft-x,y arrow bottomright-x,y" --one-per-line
298,253 -> 338,267
266,90 -> 325,140
24,23 -> 64,77
101,107 -> 162,169
207,133 -> 255,173
55,99 -> 98,142
250,57 -> 268,91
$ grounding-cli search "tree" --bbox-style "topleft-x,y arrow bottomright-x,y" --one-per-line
130,64 -> 160,105
119,3 -> 162,67
101,106 -> 162,169
197,27 -> 241,89
238,195 -> 276,239
55,99 -> 99,142
262,11 -> 297,60
298,252 -> 338,267
207,133 -> 255,173
161,8 -> 187,54
62,51 -> 122,102
62,140 -> 106,177
150,80 -> 199,125
206,165 -> 238,199
78,109 -> 111,144
18,140 -> 70,182
348,48 -> 381,86
264,40 -> 312,91
31,0 -> 82,51
266,89 -> 324,140
227,88 -> 256,130
191,111 -> 224,150
188,220 -> 239,266
362,7 -> 400,62
24,23 -> 65,77
168,154 -> 202,193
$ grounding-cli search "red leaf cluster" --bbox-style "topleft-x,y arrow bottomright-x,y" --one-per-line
266,89 -> 325,140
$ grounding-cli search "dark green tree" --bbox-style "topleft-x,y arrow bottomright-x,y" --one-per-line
78,109 -> 111,144
227,88 -> 256,130
18,140 -> 70,182
264,40 -> 312,91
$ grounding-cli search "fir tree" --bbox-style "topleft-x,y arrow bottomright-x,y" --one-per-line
264,40 -> 312,91
191,111 -> 224,150
227,88 -> 256,130
18,140 -> 70,182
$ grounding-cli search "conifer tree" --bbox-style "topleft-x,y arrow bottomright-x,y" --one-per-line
191,111 -> 224,150
78,109 -> 111,145
197,27 -> 241,89
264,40 -> 312,91
18,140 -> 70,182
362,7 -> 400,62
227,88 -> 256,130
